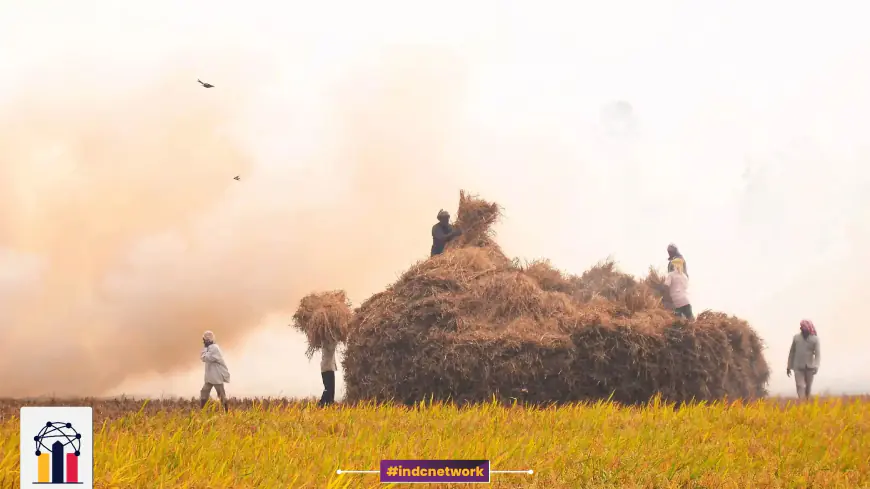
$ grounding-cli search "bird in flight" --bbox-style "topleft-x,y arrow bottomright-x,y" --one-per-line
198,79 -> 214,88
234,175 -> 240,181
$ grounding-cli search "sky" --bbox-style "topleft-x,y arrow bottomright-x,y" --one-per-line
1,0 -> 868,399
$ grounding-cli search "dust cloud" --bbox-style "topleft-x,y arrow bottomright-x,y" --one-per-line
0,51 -> 469,397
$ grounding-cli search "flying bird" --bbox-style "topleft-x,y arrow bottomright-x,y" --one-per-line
198,79 -> 214,88
233,175 -> 240,181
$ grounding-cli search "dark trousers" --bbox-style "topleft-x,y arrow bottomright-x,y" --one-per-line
319,371 -> 336,406
675,304 -> 694,320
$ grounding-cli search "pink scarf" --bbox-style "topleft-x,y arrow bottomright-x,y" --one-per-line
799,319 -> 817,336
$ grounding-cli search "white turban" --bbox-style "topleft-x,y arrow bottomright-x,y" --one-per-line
203,330 -> 215,342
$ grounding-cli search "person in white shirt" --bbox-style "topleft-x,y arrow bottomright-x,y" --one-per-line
787,320 -> 821,399
664,268 -> 693,320
319,340 -> 338,407
200,330 -> 231,412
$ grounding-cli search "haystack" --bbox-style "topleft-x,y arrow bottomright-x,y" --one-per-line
342,191 -> 769,405
291,291 -> 352,358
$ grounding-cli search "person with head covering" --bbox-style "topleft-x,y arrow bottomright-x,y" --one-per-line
787,320 -> 821,399
663,260 -> 694,320
431,209 -> 462,256
200,330 -> 231,412
666,243 -> 688,277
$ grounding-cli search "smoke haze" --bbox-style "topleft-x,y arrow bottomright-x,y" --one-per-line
0,46 -> 470,396
1,0 -> 869,398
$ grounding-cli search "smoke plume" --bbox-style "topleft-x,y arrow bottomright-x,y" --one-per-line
0,51 -> 468,397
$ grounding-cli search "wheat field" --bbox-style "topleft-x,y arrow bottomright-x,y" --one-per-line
1,397 -> 868,488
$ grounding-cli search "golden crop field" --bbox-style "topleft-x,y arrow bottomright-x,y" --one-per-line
1,397 -> 868,489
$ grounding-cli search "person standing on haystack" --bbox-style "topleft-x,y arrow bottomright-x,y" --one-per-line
666,243 -> 688,277
664,264 -> 694,320
319,340 -> 338,407
787,320 -> 821,400
200,330 -> 231,412
431,209 -> 462,256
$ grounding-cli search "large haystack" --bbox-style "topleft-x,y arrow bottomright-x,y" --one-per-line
342,191 -> 769,405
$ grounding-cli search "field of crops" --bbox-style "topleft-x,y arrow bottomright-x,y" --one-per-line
1,396 -> 868,488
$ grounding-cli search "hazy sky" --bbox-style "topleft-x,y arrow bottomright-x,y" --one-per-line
1,0 -> 868,399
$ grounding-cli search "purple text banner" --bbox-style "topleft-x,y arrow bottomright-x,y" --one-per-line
379,459 -> 490,483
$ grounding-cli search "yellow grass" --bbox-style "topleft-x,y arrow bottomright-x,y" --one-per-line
1,397 -> 868,488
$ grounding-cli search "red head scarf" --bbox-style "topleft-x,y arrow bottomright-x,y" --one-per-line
799,319 -> 817,336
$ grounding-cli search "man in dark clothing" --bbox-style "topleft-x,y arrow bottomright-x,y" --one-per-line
431,209 -> 462,256
667,243 -> 688,277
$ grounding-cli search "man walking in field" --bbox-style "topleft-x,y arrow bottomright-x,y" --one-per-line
319,340 -> 337,407
787,320 -> 820,399
664,264 -> 694,320
200,330 -> 231,412
431,210 -> 462,257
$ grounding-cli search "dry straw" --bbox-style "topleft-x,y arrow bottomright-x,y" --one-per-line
291,290 -> 352,358
339,190 -> 769,405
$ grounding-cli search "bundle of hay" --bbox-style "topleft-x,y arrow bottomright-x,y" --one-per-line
643,267 -> 673,310
341,191 -> 770,405
522,259 -> 664,315
291,291 -> 352,358
445,190 -> 504,252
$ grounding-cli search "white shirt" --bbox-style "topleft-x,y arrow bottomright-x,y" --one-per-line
200,344 -> 231,384
788,333 -> 821,370
321,342 -> 338,372
663,271 -> 690,308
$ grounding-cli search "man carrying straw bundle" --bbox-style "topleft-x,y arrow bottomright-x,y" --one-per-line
200,330 -> 231,412
431,209 -> 462,256
787,319 -> 820,399
291,291 -> 352,407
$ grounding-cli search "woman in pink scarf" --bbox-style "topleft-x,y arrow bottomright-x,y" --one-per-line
787,320 -> 821,399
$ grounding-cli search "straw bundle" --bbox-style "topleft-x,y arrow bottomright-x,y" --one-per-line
643,267 -> 674,310
445,190 -> 504,252
340,191 -> 769,405
291,291 -> 352,358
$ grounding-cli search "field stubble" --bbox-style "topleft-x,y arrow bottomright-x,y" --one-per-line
0,396 -> 868,488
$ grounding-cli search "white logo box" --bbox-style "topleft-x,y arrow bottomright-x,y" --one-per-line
19,407 -> 93,488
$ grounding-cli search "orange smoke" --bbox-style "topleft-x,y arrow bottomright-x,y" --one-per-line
0,50 -> 468,397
